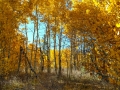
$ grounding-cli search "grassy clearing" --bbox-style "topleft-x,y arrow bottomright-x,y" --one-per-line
0,71 -> 118,90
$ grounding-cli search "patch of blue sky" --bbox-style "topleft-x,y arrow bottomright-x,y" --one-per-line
19,20 -> 70,49
19,19 -> 46,43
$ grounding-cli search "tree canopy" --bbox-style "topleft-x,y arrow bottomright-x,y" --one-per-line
0,0 -> 120,86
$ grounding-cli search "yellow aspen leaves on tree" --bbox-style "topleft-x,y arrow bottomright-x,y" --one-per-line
0,0 -> 120,89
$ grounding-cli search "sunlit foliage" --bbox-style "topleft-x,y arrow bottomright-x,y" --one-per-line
0,0 -> 120,87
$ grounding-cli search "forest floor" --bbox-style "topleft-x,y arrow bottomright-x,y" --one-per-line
0,72 -> 117,90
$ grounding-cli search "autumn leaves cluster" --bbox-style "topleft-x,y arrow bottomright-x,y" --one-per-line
0,0 -> 120,86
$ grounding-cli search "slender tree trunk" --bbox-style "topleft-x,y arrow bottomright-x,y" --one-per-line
70,40 -> 73,74
73,31 -> 76,70
70,31 -> 74,75
25,22 -> 28,75
34,5 -> 39,72
39,39 -> 44,72
65,53 -> 69,78
21,46 -> 37,78
17,46 -> 22,74
54,16 -> 57,74
42,35 -> 47,71
40,47 -> 44,72
46,15 -> 51,73
58,26 -> 62,76
30,22 -> 35,74
54,33 -> 57,74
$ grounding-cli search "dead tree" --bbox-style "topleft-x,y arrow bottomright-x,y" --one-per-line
17,46 -> 37,78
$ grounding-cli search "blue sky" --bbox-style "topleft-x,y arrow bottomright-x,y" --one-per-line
19,21 -> 70,49
19,21 -> 87,52
19,21 -> 46,43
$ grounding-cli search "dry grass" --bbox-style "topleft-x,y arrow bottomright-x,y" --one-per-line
0,72 -> 119,90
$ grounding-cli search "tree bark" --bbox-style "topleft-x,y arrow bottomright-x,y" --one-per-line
58,26 -> 62,76
54,16 -> 57,74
